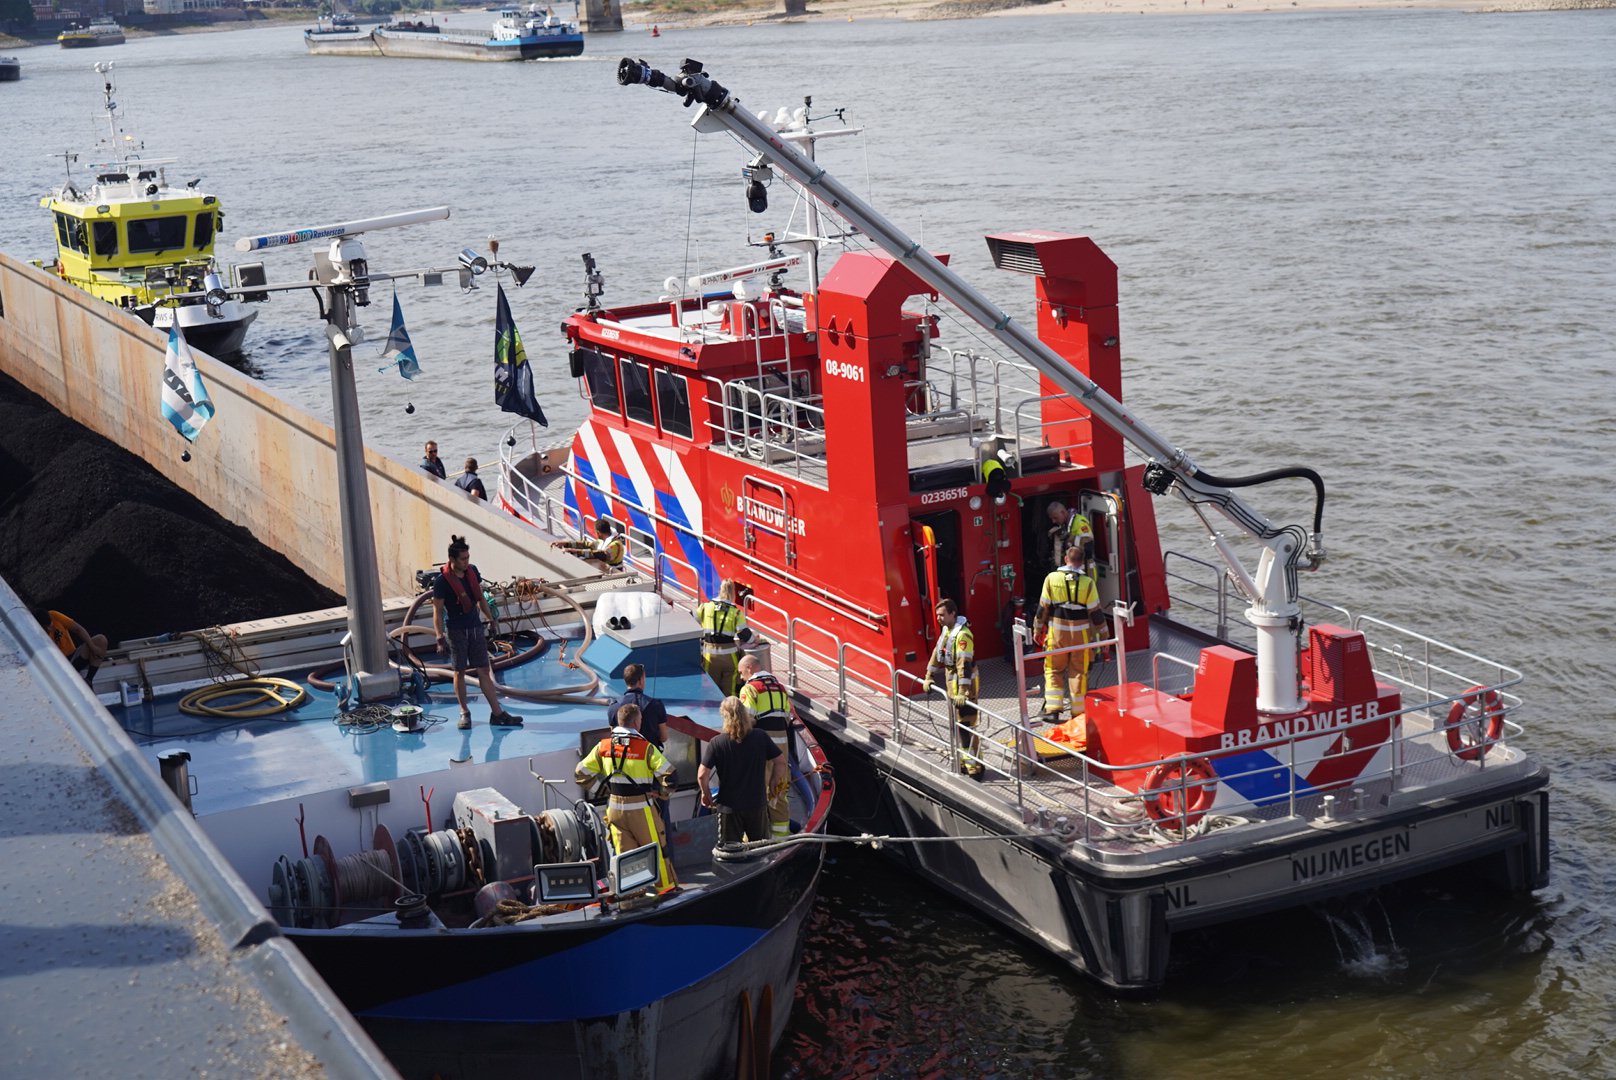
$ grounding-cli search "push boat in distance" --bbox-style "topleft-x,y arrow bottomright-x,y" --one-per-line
99,208 -> 834,1080
58,15 -> 125,48
36,63 -> 265,359
0,56 -> 20,81
302,12 -> 376,56
495,58 -> 1552,993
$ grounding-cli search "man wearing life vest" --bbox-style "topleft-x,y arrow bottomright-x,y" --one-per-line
552,517 -> 625,572
738,653 -> 796,837
1046,500 -> 1095,572
575,703 -> 678,891
1035,545 -> 1101,721
695,579 -> 752,696
430,535 -> 519,730
925,598 -> 983,779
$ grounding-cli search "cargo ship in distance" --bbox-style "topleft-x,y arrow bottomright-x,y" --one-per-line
58,16 -> 125,48
305,5 -> 583,62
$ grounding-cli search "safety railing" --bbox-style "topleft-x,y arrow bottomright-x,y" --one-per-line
704,379 -> 828,480
732,590 -> 1529,853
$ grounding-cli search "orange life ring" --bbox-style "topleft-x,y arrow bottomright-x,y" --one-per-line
1141,757 -> 1218,830
1445,685 -> 1504,762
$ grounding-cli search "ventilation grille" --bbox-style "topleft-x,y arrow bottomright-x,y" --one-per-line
986,238 -> 1045,277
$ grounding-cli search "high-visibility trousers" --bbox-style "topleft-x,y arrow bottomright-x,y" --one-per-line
1043,626 -> 1091,716
761,725 -> 792,836
605,799 -> 676,889
703,646 -> 738,697
950,678 -> 982,773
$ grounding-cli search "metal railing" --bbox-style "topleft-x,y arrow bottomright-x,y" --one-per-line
729,590 -> 1528,854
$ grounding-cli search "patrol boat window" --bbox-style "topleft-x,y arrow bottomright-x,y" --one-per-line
55,213 -> 88,255
583,348 -> 620,413
127,215 -> 188,254
655,370 -> 693,439
92,220 -> 119,257
193,211 -> 214,250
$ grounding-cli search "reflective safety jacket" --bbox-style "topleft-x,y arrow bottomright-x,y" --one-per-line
742,671 -> 796,764
928,618 -> 978,699
593,533 -> 625,567
1051,511 -> 1095,568
696,599 -> 749,653
1038,567 -> 1099,636
741,672 -> 792,722
575,727 -> 675,807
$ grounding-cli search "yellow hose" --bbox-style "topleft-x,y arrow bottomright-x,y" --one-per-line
179,677 -> 308,718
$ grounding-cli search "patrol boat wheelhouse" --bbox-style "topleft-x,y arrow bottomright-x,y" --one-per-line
38,64 -> 263,358
495,59 -> 1551,992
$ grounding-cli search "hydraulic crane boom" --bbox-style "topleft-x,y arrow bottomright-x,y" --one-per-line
619,58 -> 1325,715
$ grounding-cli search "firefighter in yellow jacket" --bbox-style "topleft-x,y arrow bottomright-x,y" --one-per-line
925,598 -> 983,778
695,579 -> 752,696
553,517 -> 625,572
1046,500 -> 1095,572
575,703 -> 677,890
739,653 -> 796,836
1035,545 -> 1101,720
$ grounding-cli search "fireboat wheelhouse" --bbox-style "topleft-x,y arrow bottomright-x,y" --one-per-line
497,61 -> 1550,991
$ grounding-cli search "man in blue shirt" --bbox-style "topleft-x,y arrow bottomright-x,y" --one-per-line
609,662 -> 670,826
420,440 -> 446,479
608,662 -> 667,747
455,457 -> 487,500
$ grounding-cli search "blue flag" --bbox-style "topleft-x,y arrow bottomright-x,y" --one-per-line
494,284 -> 547,426
379,293 -> 420,380
161,319 -> 215,443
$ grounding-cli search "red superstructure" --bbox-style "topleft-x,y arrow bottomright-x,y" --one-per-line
548,234 -> 1171,691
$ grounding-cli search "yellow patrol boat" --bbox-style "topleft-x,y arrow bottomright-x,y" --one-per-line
38,62 -> 264,357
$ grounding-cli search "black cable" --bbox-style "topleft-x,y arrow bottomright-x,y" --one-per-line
1192,465 -> 1326,537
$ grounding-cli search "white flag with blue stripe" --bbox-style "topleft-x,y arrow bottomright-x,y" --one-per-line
162,320 -> 215,443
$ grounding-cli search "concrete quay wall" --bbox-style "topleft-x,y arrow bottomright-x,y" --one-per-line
0,252 -> 585,595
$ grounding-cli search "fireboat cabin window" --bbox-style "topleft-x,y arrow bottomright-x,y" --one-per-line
584,349 -> 620,413
91,220 -> 119,257
126,215 -> 188,254
620,358 -> 655,427
193,210 -> 215,250
655,369 -> 693,439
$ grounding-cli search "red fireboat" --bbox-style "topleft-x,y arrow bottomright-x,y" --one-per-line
495,59 -> 1550,991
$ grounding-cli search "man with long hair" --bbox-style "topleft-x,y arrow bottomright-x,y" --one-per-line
698,697 -> 784,844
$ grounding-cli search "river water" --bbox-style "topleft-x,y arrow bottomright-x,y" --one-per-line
3,9 -> 1613,1077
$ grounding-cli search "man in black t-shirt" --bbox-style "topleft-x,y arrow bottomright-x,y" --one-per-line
698,696 -> 784,844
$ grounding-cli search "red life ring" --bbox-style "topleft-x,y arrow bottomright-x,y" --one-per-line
1445,685 -> 1505,762
1141,757 -> 1218,830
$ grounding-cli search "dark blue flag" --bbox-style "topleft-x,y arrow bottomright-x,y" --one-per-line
494,284 -> 547,426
